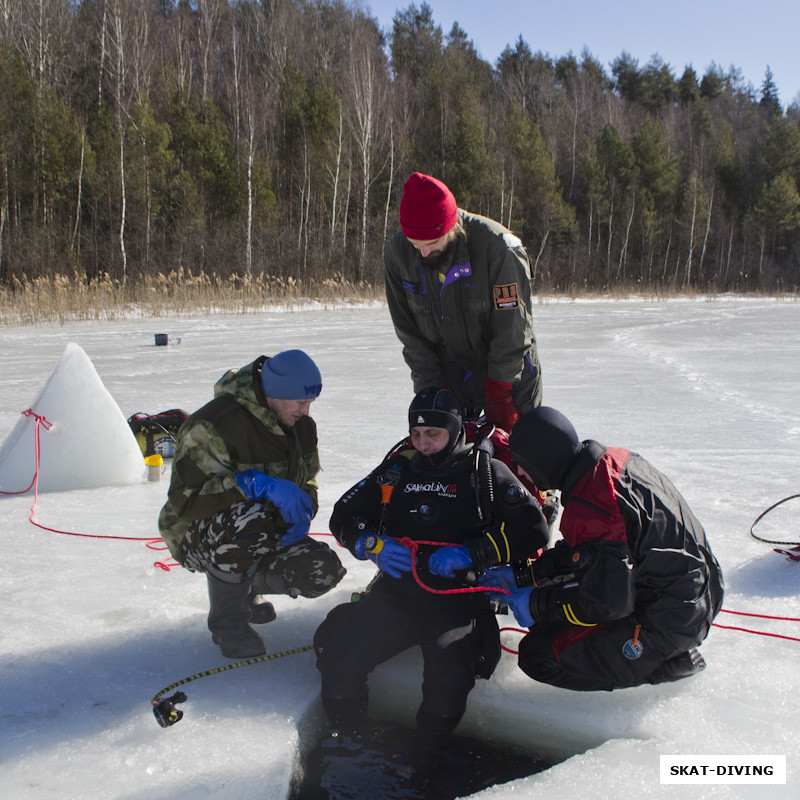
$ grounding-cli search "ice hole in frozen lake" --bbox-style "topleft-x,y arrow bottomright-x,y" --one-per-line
290,704 -> 560,800
288,648 -> 583,800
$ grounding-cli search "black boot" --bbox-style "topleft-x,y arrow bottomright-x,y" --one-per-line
415,709 -> 461,748
648,648 -> 706,684
206,574 -> 266,659
248,569 -> 284,624
248,595 -> 277,625
321,686 -> 369,735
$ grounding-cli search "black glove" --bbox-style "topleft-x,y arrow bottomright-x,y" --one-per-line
514,540 -> 596,587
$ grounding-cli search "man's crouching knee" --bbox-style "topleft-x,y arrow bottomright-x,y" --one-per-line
270,539 -> 346,598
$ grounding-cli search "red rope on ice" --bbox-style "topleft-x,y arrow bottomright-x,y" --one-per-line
2,408 -> 179,570
712,608 -> 800,642
773,545 -> 800,562
720,608 -> 800,623
0,409 -> 52,495
498,626 -> 529,655
711,623 -> 800,642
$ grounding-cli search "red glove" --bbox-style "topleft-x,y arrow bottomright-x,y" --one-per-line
483,379 -> 519,432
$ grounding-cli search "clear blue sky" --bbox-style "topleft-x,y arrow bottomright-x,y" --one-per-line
365,0 -> 799,108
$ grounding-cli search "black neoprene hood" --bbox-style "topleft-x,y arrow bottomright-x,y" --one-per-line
509,406 -> 581,490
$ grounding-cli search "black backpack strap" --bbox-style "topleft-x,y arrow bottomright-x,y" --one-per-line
473,442 -> 495,530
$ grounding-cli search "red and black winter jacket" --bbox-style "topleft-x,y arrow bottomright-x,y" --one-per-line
523,441 -> 723,648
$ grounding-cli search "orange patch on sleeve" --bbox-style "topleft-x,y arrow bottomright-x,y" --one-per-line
493,283 -> 519,310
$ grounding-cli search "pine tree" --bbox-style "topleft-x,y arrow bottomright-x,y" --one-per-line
760,66 -> 782,118
678,66 -> 701,104
611,51 -> 642,103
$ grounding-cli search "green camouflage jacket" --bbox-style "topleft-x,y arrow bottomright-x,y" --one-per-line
158,356 -> 320,561
384,210 -> 542,413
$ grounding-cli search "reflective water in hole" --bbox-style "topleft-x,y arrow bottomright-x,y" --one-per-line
291,716 -> 556,800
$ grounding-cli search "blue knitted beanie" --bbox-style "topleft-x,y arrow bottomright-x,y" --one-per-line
260,350 -> 322,400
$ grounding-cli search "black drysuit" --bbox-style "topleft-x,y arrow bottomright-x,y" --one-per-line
315,436 -> 549,736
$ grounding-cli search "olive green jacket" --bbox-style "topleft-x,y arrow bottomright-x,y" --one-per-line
384,210 -> 542,413
158,356 -> 320,561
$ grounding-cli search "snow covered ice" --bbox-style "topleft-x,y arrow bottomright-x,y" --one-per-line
0,298 -> 798,799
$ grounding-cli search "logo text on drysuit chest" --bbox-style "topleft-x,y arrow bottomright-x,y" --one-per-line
404,481 -> 457,497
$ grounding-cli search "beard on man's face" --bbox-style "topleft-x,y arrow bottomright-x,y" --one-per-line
420,234 -> 458,269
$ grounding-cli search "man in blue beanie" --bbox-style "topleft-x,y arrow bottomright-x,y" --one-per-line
159,350 -> 345,659
481,406 -> 724,691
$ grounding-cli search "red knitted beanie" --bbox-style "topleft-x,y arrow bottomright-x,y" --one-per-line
399,172 -> 458,240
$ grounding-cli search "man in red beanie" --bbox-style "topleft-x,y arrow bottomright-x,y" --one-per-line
384,172 -> 542,432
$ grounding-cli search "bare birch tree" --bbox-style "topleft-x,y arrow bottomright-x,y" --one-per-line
105,0 -> 150,291
195,0 -> 225,105
345,16 -> 389,280
13,0 -> 72,90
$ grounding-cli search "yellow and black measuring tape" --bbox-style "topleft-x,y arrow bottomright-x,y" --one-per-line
151,644 -> 313,727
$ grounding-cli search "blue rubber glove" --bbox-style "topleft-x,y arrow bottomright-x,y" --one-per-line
280,519 -> 310,547
478,565 -> 516,590
236,469 -> 313,524
488,587 -> 534,628
355,535 -> 413,579
427,545 -> 473,578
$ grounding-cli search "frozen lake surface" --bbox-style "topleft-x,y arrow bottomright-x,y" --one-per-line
1,296 -> 798,799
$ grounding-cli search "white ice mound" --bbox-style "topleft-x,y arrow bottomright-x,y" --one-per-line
0,342 -> 145,492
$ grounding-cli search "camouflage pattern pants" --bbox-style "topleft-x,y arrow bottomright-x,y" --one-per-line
181,500 -> 345,598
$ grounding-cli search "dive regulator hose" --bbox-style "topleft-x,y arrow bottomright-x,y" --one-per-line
749,493 -> 800,546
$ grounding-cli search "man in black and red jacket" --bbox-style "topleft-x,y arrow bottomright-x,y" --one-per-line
484,406 -> 723,691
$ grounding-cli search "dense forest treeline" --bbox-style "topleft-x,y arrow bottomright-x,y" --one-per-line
1,0 -> 799,300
